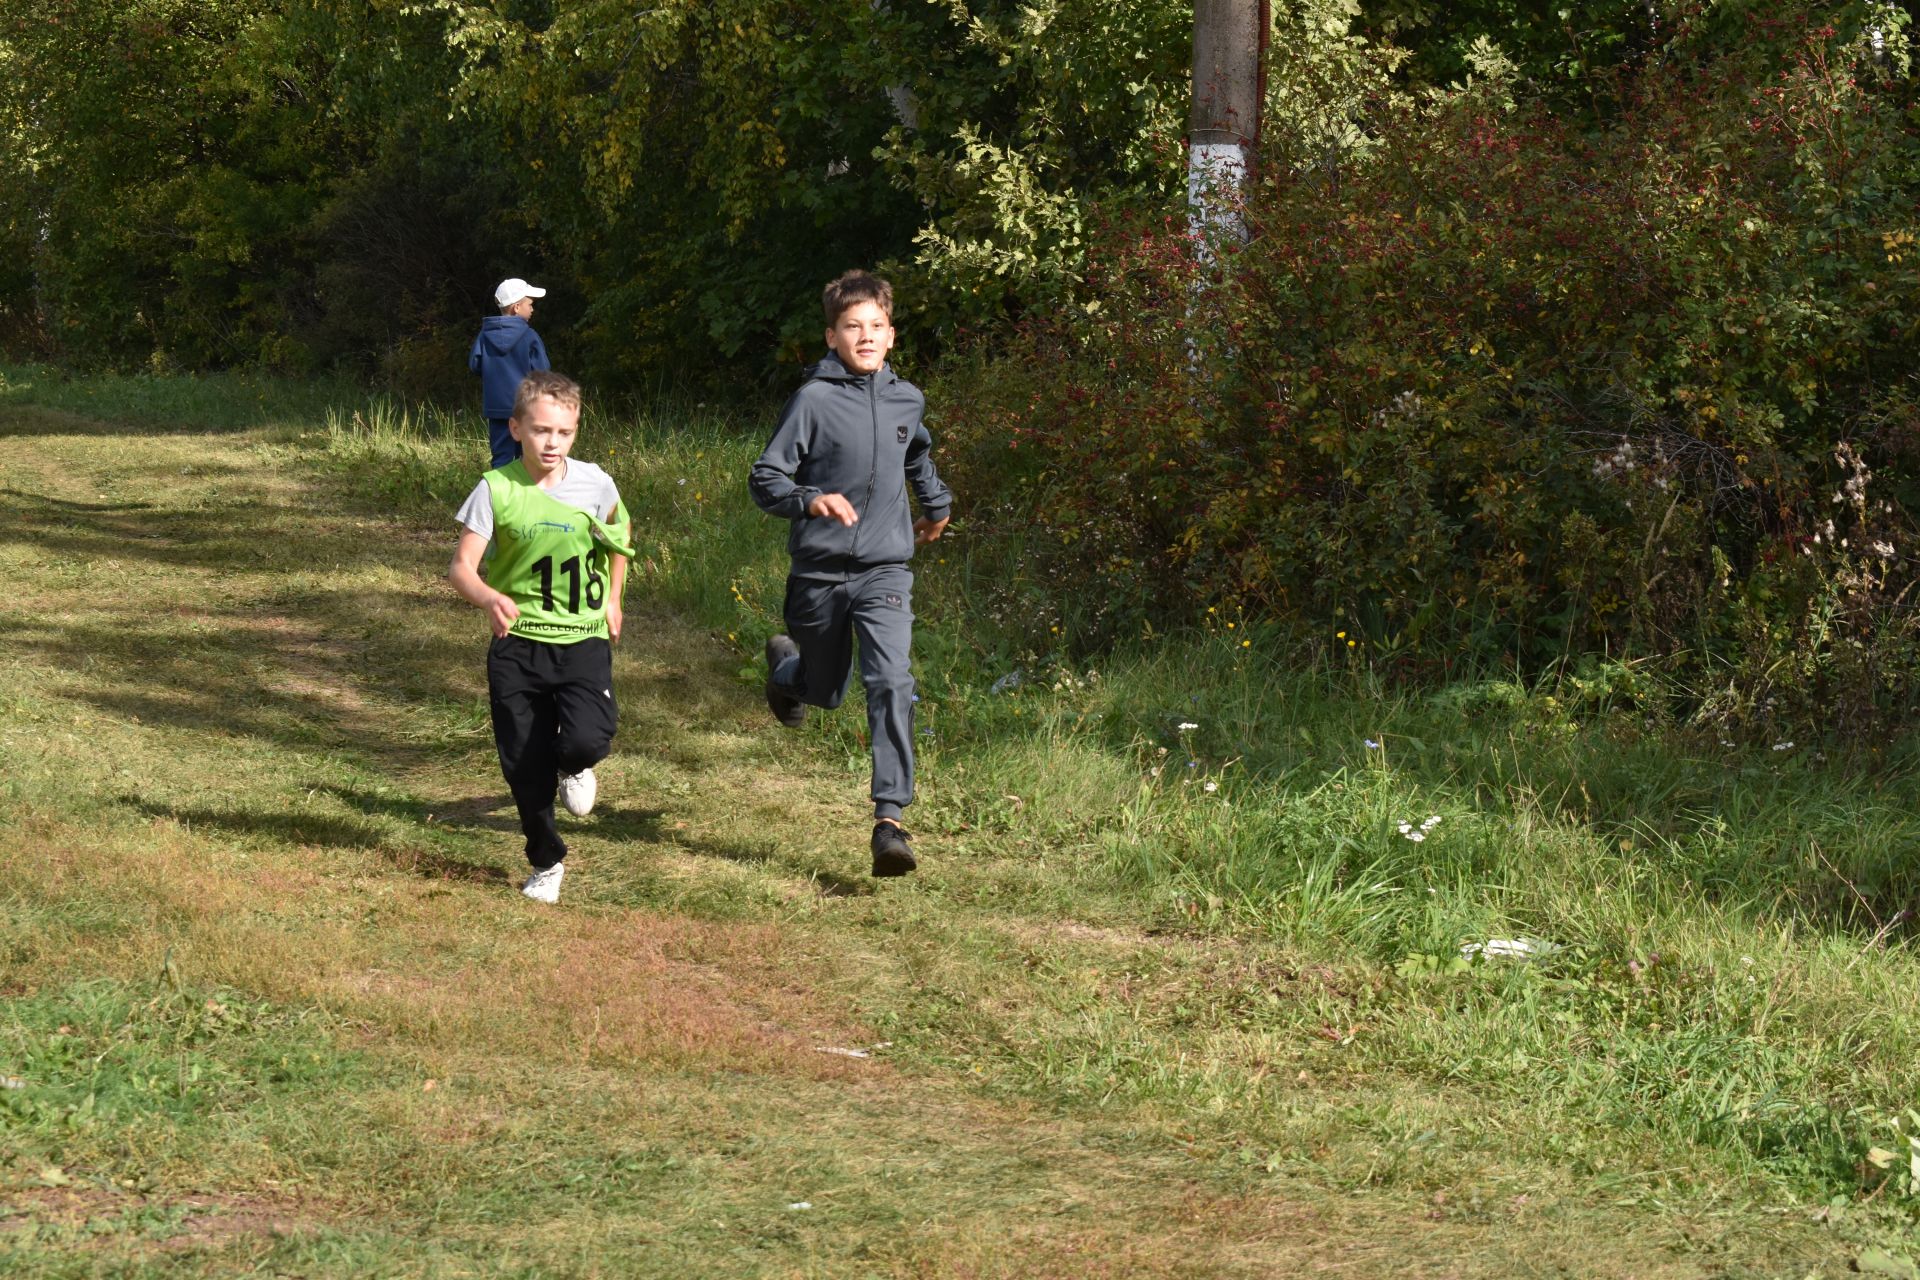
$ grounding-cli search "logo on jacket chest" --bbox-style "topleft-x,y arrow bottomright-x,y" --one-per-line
896,424 -> 910,444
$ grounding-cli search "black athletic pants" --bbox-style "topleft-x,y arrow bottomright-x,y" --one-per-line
487,635 -> 617,869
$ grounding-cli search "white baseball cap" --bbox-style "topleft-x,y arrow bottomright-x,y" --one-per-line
494,277 -> 547,307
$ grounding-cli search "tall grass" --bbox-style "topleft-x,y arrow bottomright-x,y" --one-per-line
0,362 -> 364,433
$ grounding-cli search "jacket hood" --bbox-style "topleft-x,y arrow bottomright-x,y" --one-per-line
804,348 -> 896,388
479,315 -> 533,357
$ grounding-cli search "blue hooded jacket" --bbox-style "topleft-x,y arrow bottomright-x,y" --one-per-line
469,316 -> 551,419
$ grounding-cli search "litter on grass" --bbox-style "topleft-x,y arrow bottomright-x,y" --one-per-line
1461,938 -> 1563,960
813,1042 -> 893,1060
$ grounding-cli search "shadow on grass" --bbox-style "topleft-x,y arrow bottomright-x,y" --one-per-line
14,575 -> 482,780
688,831 -> 877,897
379,845 -> 512,885
122,794 -> 511,885
810,871 -> 874,899
321,785 -> 517,836
323,786 -> 673,850
122,797 -> 388,850
0,486 -> 157,514
0,476 -> 434,577
0,402 -> 246,439
577,805 -> 671,844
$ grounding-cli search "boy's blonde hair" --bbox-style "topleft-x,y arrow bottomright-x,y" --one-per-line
511,370 -> 582,420
823,270 -> 893,327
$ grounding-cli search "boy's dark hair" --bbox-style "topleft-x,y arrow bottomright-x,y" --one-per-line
823,270 -> 893,327
512,370 -> 582,420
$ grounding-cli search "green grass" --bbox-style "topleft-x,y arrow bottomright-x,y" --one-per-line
0,361 -> 365,433
3,363 -> 1920,1275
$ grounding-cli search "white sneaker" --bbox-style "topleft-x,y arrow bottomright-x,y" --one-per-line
521,862 -> 565,904
557,767 -> 597,817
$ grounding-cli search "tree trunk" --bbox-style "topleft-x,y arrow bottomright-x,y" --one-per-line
1187,0 -> 1266,252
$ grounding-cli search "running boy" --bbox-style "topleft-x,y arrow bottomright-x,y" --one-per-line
448,371 -> 634,903
749,270 -> 952,877
470,277 -> 551,469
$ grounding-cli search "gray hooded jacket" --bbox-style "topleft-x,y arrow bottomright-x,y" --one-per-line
749,350 -> 953,579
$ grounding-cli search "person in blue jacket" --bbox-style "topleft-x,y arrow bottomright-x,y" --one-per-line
470,278 -> 551,468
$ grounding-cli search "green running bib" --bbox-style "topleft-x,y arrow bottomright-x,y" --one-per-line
482,461 -> 635,643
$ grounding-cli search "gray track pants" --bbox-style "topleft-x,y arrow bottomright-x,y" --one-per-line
772,565 -> 917,821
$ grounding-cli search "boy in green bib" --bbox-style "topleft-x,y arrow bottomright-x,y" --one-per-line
448,371 -> 634,904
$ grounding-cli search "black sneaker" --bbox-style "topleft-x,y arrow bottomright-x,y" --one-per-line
765,635 -> 806,728
871,822 -> 917,878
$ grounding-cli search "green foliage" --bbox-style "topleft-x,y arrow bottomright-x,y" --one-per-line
0,0 -> 1203,385
877,0 -> 1192,332
8,0 -> 1911,407
935,4 -> 1920,732
1265,0 -> 1412,177
0,1 -> 524,382
9,3 -> 1920,737
401,0 -> 1202,376
16,0 -> 1804,385
0,1 -> 280,365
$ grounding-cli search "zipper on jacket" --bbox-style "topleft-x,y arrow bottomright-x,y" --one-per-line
846,374 -> 880,570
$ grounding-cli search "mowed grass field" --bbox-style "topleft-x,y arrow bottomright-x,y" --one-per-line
3,367 -> 1920,1277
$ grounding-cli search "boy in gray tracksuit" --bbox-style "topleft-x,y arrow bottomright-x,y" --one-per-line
749,270 -> 953,877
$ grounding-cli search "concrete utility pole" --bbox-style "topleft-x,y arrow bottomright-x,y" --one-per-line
1187,0 -> 1267,253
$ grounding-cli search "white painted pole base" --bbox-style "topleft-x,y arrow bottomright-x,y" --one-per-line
1186,140 -> 1248,260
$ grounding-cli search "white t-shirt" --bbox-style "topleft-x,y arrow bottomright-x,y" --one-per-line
455,459 -> 622,540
